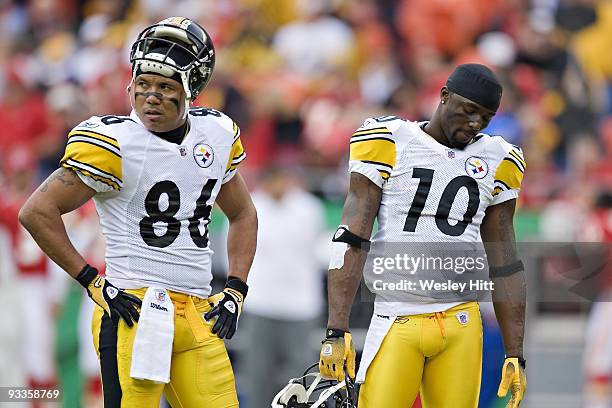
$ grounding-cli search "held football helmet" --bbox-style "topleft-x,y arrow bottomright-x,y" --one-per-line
130,17 -> 215,101
271,364 -> 358,408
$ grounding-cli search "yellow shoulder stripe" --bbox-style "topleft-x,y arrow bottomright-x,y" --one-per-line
509,149 -> 526,168
352,127 -> 393,137
61,140 -> 123,190
61,163 -> 120,190
69,130 -> 119,149
232,121 -> 240,139
494,159 -> 524,190
350,138 -> 396,169
226,137 -> 246,172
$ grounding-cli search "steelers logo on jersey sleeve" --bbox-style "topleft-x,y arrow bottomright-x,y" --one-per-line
193,143 -> 215,168
465,157 -> 489,179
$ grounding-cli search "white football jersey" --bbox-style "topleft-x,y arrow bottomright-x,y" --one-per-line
61,108 -> 246,297
349,116 -> 526,315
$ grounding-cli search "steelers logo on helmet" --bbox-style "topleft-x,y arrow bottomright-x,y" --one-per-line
465,156 -> 488,179
130,17 -> 215,105
193,143 -> 215,168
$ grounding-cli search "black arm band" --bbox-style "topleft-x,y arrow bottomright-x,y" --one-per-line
325,328 -> 349,339
75,264 -> 98,288
332,226 -> 371,251
226,276 -> 249,297
489,260 -> 524,278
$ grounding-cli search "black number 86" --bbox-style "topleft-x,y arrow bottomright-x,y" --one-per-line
139,179 -> 217,248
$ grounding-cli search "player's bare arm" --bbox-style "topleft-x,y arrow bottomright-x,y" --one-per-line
19,167 -> 142,326
18,167 -> 95,276
319,172 -> 381,381
482,198 -> 527,407
216,172 -> 258,283
481,198 -> 526,358
204,171 -> 257,339
327,172 -> 382,331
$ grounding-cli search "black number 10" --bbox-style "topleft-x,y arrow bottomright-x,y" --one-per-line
403,168 -> 480,237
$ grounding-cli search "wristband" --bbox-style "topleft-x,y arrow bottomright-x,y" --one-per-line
75,264 -> 98,288
226,276 -> 249,297
325,328 -> 349,339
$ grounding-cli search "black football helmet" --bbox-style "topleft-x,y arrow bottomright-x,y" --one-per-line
130,17 -> 215,101
271,363 -> 358,408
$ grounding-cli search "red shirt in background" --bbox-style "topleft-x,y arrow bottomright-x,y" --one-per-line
0,194 -> 48,276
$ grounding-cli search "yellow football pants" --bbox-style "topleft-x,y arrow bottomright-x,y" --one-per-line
91,288 -> 238,408
359,301 -> 482,408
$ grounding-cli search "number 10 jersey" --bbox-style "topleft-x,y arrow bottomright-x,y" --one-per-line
349,116 -> 526,314
60,108 -> 246,298
351,116 -> 525,243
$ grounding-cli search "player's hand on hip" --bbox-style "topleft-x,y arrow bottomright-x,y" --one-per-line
76,264 -> 142,327
497,357 -> 526,408
204,276 -> 248,339
319,329 -> 356,381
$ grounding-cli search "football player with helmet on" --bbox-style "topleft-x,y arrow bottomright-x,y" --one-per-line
320,64 -> 527,407
19,17 -> 257,408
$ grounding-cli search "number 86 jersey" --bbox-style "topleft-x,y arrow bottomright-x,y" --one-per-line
349,116 -> 525,244
60,108 -> 246,297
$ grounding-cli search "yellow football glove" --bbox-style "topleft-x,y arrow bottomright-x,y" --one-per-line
319,329 -> 356,381
497,357 -> 527,408
204,276 -> 248,339
76,264 -> 142,327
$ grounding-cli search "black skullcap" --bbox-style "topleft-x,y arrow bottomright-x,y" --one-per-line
446,63 -> 502,111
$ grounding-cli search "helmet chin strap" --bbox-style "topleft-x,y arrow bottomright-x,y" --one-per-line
182,98 -> 191,120
179,70 -> 192,120
127,79 -> 135,111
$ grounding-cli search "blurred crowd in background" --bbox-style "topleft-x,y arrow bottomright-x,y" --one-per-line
1,0 -> 612,201
0,0 -> 612,407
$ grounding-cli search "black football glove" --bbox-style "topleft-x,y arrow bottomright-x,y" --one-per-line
76,264 -> 142,327
204,276 -> 248,339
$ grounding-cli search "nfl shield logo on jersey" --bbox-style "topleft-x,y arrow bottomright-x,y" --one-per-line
193,143 -> 215,168
465,157 -> 488,179
456,312 -> 469,325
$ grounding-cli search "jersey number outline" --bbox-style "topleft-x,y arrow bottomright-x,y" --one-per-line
100,115 -> 136,125
139,179 -> 217,248
403,168 -> 480,237
189,108 -> 222,117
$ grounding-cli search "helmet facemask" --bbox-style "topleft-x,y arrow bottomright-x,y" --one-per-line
271,363 -> 358,408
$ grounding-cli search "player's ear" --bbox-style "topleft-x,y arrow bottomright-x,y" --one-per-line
440,86 -> 450,105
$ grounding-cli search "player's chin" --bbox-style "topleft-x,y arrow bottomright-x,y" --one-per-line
143,115 -> 170,131
450,131 -> 474,149
450,138 -> 469,149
